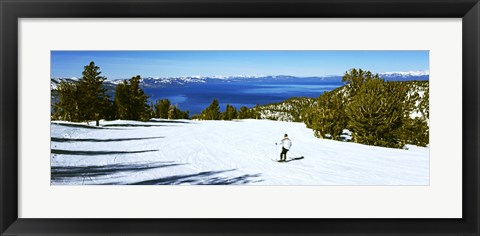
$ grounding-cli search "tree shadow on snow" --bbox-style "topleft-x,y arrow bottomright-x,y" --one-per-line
102,124 -> 165,127
51,161 -> 184,182
51,123 -> 109,129
51,136 -> 164,143
51,149 -> 159,155
130,169 -> 263,185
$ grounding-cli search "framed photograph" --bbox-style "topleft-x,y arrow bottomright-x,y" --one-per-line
1,0 -> 479,235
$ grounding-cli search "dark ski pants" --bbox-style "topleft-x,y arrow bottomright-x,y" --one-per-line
280,147 -> 289,161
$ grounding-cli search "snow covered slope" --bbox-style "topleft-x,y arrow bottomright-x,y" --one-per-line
51,119 -> 429,185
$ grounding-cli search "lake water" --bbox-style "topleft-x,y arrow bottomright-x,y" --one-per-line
143,78 -> 344,115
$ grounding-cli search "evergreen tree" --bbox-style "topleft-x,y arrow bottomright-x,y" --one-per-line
301,68 -> 429,148
154,99 -> 171,119
167,105 -> 189,119
419,87 -> 429,119
114,81 -> 130,120
114,75 -> 150,121
237,106 -> 251,119
223,104 -> 238,120
53,81 -> 80,122
149,101 -> 155,119
168,105 -> 178,119
103,99 -> 116,121
342,68 -> 381,94
345,79 -> 407,148
190,114 -> 201,120
76,61 -> 110,126
180,109 -> 190,119
306,90 -> 347,140
129,75 -> 150,121
396,81 -> 429,147
398,117 -> 429,147
201,99 -> 221,120
252,107 -> 260,119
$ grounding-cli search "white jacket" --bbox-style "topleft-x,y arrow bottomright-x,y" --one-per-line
280,138 -> 292,150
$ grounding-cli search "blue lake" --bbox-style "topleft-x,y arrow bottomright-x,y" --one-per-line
143,78 -> 344,115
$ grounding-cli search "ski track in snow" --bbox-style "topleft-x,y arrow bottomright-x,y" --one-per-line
50,119 -> 429,185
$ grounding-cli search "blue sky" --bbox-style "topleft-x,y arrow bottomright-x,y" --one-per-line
51,51 -> 429,80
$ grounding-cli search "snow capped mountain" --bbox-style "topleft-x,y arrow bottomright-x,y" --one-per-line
380,70 -> 429,81
109,76 -> 207,88
51,75 -> 339,90
381,70 -> 429,77
51,70 -> 429,90
206,75 -> 264,80
50,77 -> 80,90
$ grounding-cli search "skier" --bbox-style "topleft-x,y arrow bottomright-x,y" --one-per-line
276,134 -> 292,162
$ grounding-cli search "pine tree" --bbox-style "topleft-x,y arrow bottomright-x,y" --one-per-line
149,101 -> 155,119
398,117 -> 429,147
129,75 -> 150,121
307,90 -> 347,140
396,81 -> 429,147
53,81 -> 80,122
201,99 -> 221,120
345,79 -> 407,148
168,105 -> 178,119
114,81 -> 130,120
114,75 -> 150,121
301,68 -> 429,148
76,61 -> 110,126
179,109 -> 190,119
419,86 -> 429,120
154,99 -> 171,119
237,106 -> 250,119
166,105 -> 184,119
342,68 -> 382,100
103,99 -> 116,121
223,104 -> 237,120
253,105 -> 261,119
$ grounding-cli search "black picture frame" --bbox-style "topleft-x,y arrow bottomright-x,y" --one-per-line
1,0 -> 479,235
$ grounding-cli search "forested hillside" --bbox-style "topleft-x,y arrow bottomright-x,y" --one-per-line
252,69 -> 429,148
254,97 -> 316,122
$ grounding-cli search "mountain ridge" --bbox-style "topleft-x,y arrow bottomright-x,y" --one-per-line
51,70 -> 429,89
